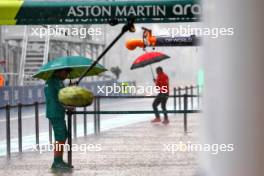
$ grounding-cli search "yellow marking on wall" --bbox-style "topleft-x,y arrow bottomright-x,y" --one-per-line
0,1 -> 24,20
0,20 -> 17,25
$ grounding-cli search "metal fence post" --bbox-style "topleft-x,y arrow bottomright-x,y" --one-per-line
191,85 -> 194,110
178,87 -> 181,110
93,97 -> 97,134
97,96 -> 101,133
84,107 -> 87,136
18,103 -> 22,153
184,94 -> 188,133
173,88 -> 176,111
185,86 -> 188,110
6,105 -> 11,157
67,111 -> 72,167
34,102 -> 39,148
185,86 -> 188,94
73,113 -> 77,139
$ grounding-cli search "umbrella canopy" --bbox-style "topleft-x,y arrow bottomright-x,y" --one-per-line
33,56 -> 107,80
130,51 -> 170,70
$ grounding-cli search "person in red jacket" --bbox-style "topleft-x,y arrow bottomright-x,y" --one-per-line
152,67 -> 170,124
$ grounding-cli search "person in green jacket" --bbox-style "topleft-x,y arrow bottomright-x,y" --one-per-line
44,68 -> 72,171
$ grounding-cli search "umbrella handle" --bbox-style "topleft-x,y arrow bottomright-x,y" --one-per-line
76,19 -> 135,85
150,65 -> 155,80
68,72 -> 75,86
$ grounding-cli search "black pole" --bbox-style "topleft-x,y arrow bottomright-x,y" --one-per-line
184,94 -> 188,133
93,97 -> 97,134
97,97 -> 101,133
73,114 -> 77,139
18,103 -> 22,153
173,88 -> 176,111
178,87 -> 181,110
191,85 -> 194,110
84,107 -> 87,136
34,102 -> 39,149
185,86 -> 188,94
6,105 -> 11,157
185,86 -> 188,110
67,111 -> 72,167
76,19 -> 135,85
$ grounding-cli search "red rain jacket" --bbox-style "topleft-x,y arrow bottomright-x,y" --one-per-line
155,72 -> 169,94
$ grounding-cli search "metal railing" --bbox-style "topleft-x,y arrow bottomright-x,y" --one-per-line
2,102 -> 46,157
0,80 -> 136,107
0,85 -> 203,158
66,85 -> 203,166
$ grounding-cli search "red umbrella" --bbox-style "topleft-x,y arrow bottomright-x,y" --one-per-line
130,51 -> 170,78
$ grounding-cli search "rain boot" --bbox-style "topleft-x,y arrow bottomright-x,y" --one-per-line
51,156 -> 70,171
51,141 -> 72,171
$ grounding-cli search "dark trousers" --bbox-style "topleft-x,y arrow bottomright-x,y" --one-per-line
152,93 -> 169,119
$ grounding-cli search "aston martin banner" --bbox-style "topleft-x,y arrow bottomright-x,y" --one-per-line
0,0 -> 201,25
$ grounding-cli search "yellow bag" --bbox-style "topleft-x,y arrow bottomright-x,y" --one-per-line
59,86 -> 94,107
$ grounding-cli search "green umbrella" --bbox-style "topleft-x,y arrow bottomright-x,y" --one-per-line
33,56 -> 107,80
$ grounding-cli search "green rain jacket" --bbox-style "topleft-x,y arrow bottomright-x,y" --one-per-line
44,75 -> 65,119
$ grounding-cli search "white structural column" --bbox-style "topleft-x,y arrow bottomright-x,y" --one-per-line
203,0 -> 264,175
